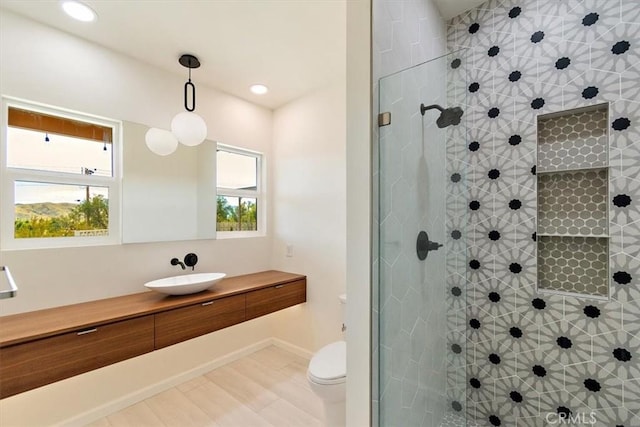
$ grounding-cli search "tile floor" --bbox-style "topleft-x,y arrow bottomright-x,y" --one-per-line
86,345 -> 323,427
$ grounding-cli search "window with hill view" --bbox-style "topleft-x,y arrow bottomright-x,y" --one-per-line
2,100 -> 120,248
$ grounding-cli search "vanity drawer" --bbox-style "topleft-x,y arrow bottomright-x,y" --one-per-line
154,294 -> 246,349
245,279 -> 306,320
0,315 -> 154,399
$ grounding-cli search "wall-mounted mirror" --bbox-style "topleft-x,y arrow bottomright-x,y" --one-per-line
122,121 -> 217,243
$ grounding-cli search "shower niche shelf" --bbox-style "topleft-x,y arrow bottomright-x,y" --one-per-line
536,103 -> 609,298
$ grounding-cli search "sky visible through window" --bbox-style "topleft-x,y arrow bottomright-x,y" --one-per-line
8,127 -> 112,204
217,150 -> 257,190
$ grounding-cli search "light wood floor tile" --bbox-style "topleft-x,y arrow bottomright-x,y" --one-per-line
84,416 -> 112,427
176,375 -> 209,394
185,380 -> 273,427
278,360 -> 313,391
259,398 -> 323,427
229,357 -> 323,419
105,401 -> 164,427
88,346 -> 324,427
205,365 -> 279,412
144,388 -> 216,426
228,357 -> 283,389
248,346 -> 307,371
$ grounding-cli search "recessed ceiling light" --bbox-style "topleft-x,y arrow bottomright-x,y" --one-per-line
250,84 -> 269,95
61,1 -> 97,22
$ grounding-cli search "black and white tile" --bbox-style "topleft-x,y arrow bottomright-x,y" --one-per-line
447,0 -> 640,423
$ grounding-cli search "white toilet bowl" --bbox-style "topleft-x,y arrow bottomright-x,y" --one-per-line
307,340 -> 346,427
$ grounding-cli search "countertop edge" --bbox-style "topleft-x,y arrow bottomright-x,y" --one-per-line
0,270 -> 305,347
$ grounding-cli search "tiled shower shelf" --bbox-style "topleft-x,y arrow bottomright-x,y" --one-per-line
536,103 -> 609,298
537,236 -> 609,298
537,168 -> 608,237
537,104 -> 608,173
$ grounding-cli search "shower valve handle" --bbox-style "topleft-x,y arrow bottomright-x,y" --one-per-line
416,231 -> 442,261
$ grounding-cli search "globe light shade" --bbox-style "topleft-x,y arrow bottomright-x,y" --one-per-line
171,111 -> 208,146
145,127 -> 178,156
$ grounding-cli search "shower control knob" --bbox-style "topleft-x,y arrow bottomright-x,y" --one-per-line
416,231 -> 442,261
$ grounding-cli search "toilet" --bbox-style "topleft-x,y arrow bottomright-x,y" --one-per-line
307,294 -> 347,427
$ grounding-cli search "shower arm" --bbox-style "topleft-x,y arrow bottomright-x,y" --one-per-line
420,103 -> 444,116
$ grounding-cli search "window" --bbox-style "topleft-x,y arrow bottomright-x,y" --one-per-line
1,98 -> 121,248
216,145 -> 264,237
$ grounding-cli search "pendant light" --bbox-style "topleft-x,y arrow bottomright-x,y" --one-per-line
171,54 -> 207,147
145,54 -> 207,156
145,128 -> 179,156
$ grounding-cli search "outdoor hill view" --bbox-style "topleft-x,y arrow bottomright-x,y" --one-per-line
14,195 -> 109,238
15,202 -> 77,220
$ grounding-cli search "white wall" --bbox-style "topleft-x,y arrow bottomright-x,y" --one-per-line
0,10 -> 273,313
270,79 -> 347,351
0,10 -> 275,425
346,0 -> 372,425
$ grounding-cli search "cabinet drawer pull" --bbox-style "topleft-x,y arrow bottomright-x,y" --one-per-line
275,284 -> 285,289
77,328 -> 98,336
201,301 -> 214,306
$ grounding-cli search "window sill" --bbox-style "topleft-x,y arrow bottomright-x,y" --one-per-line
216,231 -> 266,240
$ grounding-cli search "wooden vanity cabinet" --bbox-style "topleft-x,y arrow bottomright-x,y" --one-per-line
0,271 -> 306,399
155,294 -> 246,349
246,279 -> 306,320
0,315 -> 154,398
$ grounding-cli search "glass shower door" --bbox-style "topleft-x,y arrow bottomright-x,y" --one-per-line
376,51 -> 467,427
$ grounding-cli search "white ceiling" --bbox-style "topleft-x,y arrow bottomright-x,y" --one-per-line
1,0 -> 484,110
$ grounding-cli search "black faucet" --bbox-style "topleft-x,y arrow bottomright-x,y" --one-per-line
171,253 -> 198,271
184,253 -> 198,270
170,258 -> 186,270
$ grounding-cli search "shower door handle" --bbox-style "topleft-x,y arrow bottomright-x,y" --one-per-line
416,231 -> 442,261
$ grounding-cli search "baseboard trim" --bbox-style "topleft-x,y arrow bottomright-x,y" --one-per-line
62,338 -> 277,427
271,337 -> 314,360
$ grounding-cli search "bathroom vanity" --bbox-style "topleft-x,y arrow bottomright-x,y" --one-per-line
0,270 -> 306,398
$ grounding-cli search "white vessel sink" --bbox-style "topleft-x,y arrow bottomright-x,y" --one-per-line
144,272 -> 226,295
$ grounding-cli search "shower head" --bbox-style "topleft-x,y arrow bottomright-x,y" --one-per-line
420,103 -> 464,128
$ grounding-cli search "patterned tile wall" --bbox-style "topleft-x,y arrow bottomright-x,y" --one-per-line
446,0 -> 640,425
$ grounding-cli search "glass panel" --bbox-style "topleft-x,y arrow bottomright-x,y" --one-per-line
217,150 -> 257,190
7,127 -> 113,177
376,50 -> 467,427
14,181 -> 109,238
216,196 -> 257,231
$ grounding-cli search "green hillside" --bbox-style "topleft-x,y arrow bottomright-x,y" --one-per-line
15,203 -> 77,220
